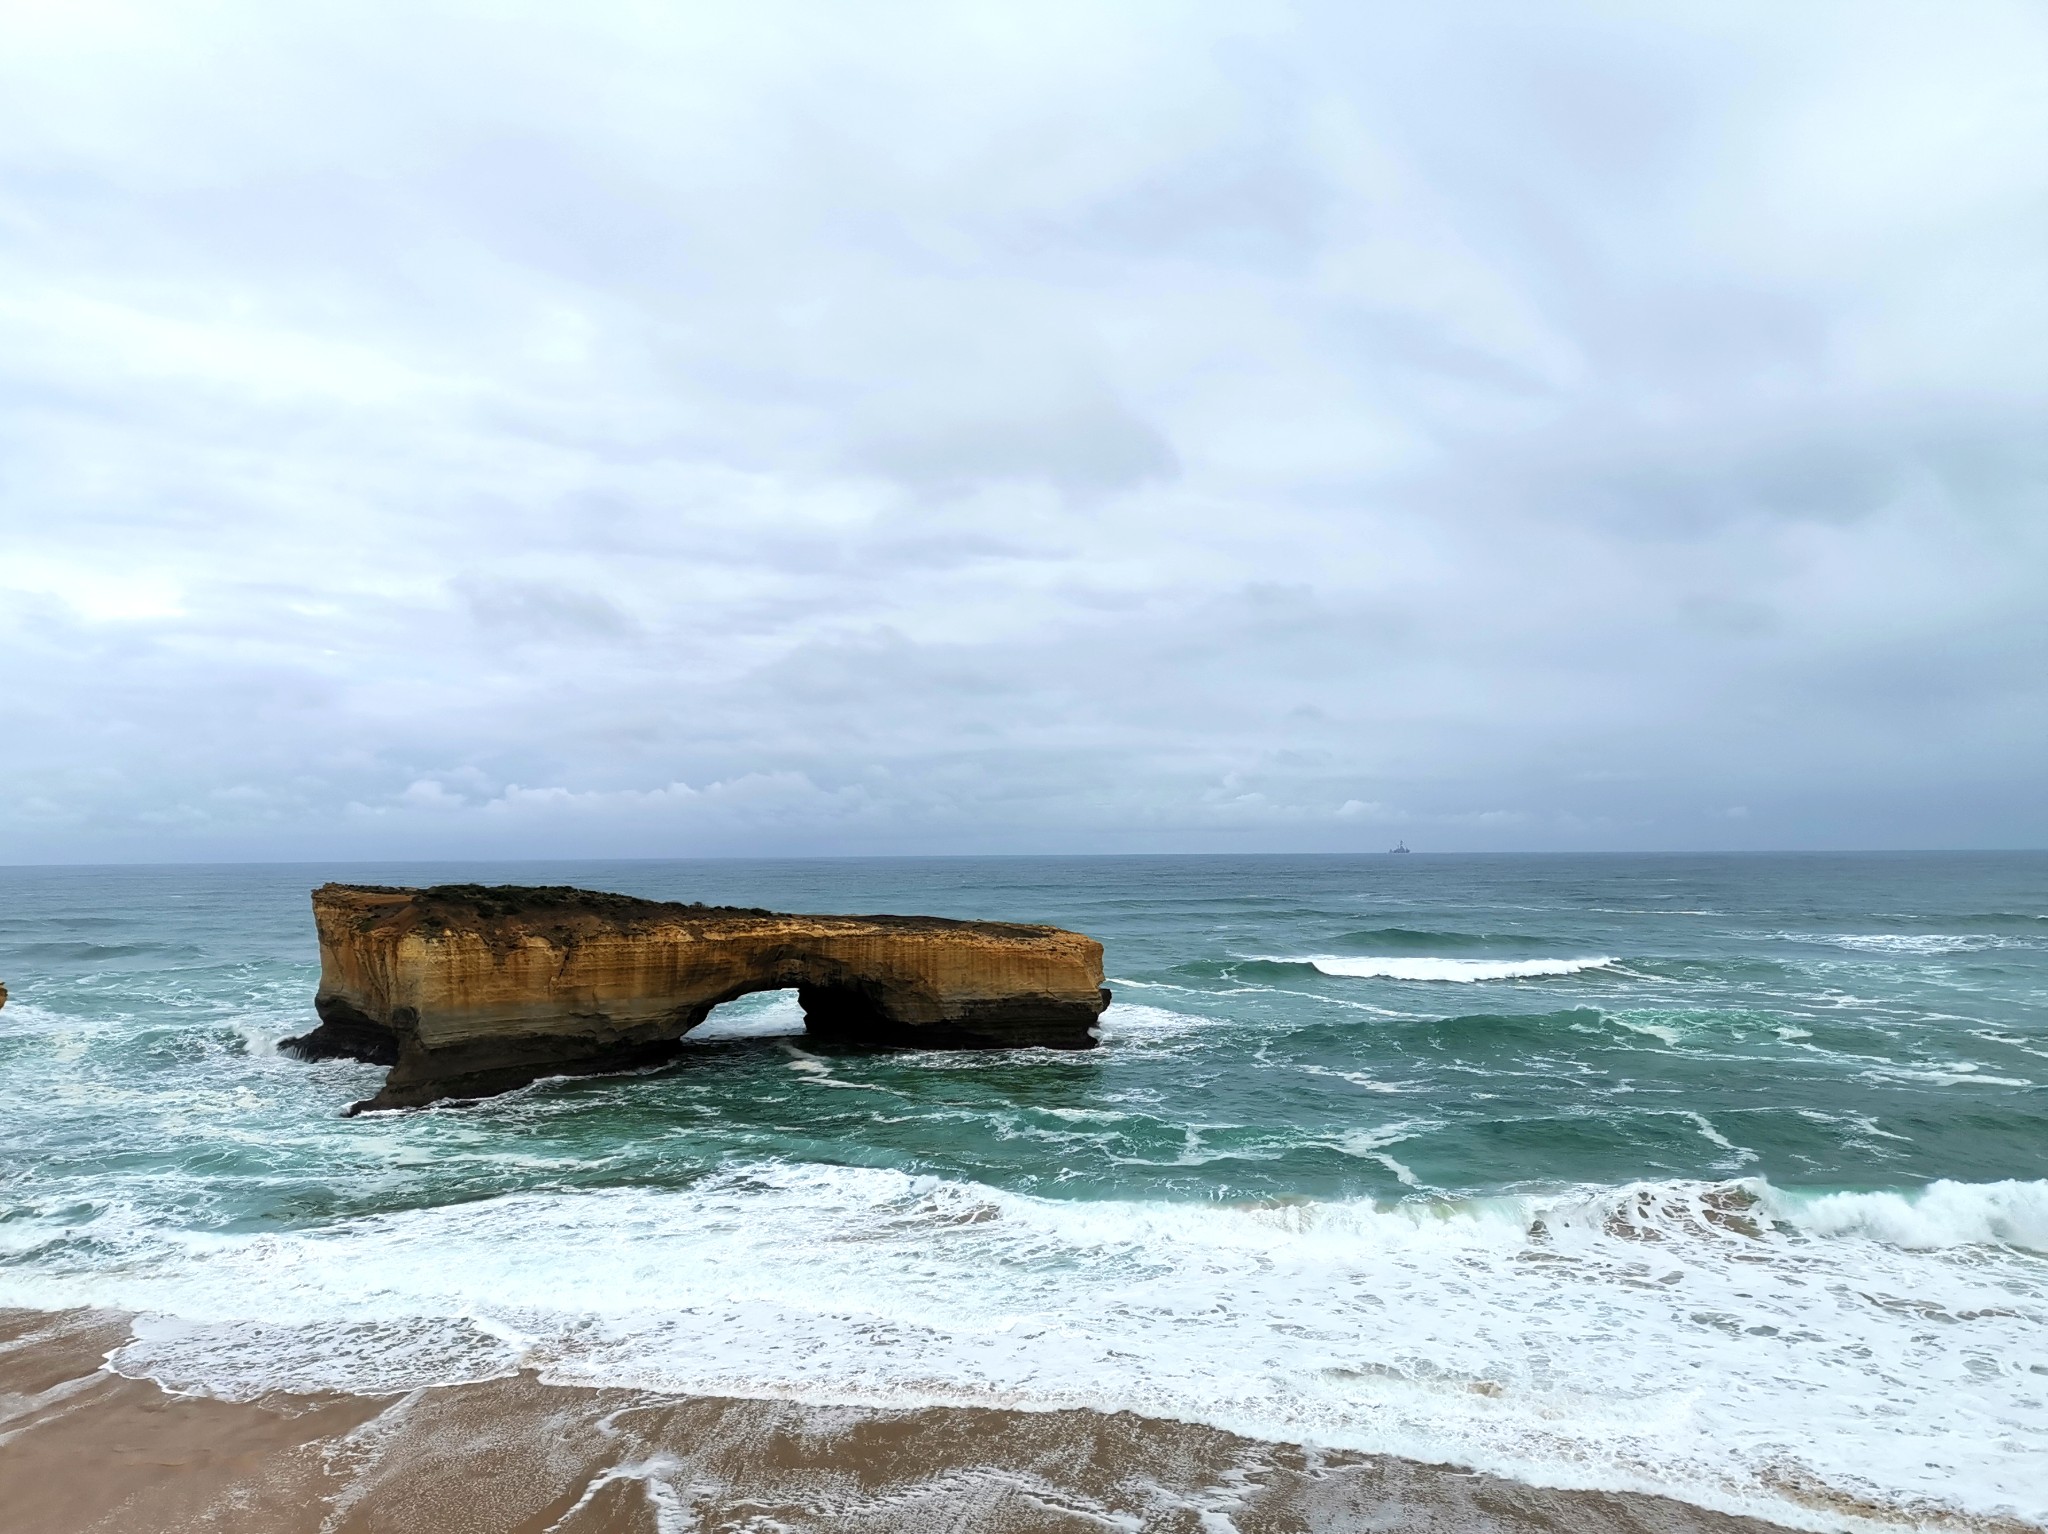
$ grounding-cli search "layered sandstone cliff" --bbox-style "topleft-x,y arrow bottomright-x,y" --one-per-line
283,883 -> 1110,1112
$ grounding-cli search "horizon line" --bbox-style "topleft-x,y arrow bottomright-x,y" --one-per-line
2,846 -> 2044,872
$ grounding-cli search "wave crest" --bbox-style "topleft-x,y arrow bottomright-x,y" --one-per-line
1263,955 -> 1616,982
1766,1178 -> 2048,1252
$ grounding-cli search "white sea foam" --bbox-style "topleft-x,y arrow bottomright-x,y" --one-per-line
1272,955 -> 1616,982
687,990 -> 808,1040
1766,1178 -> 2048,1251
0,999 -> 81,1036
681,992 -> 1216,1051
1297,1063 -> 1406,1094
1790,932 -> 2021,955
1859,1061 -> 2031,1089
1612,1015 -> 1685,1046
1331,1127 -> 1428,1188
1672,1110 -> 1754,1163
8,1168 -> 2046,1532
1092,1002 -> 1215,1043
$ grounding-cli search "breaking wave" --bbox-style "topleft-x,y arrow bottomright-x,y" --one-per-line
1265,955 -> 1618,982
1768,1177 -> 2048,1250
1787,932 -> 2030,955
6,1168 -> 2045,1531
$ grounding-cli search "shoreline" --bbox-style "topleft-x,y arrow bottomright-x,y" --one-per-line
0,1308 -> 1890,1534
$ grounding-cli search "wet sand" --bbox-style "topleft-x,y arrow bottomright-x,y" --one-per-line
0,1307 -> 1862,1533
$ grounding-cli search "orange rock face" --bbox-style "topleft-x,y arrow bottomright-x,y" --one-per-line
284,883 -> 1110,1112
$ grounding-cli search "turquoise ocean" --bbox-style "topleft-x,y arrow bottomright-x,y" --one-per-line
2,853 -> 2044,1529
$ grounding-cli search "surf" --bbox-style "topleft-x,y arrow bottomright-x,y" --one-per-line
1261,954 -> 1618,981
5,1167 -> 2042,1531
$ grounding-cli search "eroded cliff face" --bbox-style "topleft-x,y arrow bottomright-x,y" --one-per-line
282,883 -> 1109,1112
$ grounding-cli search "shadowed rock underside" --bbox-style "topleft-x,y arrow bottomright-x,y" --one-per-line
282,883 -> 1110,1112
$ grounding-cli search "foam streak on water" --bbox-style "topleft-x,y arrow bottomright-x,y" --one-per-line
1277,955 -> 1617,981
2,853 -> 2046,1529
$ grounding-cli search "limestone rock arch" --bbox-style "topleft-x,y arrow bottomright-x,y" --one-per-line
283,883 -> 1110,1112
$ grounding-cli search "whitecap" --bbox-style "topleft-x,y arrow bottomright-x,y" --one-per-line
1787,933 -> 2015,955
1266,956 -> 1616,982
1328,1125 -> 1431,1188
1673,1111 -> 1754,1162
777,1043 -> 895,1092
1857,1061 -> 2031,1089
1298,1063 -> 1406,1094
1612,1015 -> 1685,1046
1765,1178 -> 2048,1251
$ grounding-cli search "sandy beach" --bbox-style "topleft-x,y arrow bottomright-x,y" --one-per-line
0,1307 -> 1844,1534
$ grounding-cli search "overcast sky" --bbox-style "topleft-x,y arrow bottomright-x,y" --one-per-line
3,1 -> 2044,861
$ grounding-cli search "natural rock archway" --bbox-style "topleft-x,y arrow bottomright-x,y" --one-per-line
282,883 -> 1111,1112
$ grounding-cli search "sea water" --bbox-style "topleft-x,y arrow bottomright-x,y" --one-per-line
1,853 -> 2043,1529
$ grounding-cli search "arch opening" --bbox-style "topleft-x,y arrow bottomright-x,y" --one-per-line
682,974 -> 911,1047
687,988 -> 806,1042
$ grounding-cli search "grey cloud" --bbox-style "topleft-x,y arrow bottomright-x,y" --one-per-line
1070,137 -> 1328,266
453,577 -> 639,641
859,402 -> 1179,495
0,0 -> 2043,861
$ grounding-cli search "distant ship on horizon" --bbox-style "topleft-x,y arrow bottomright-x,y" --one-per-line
1389,840 -> 1411,854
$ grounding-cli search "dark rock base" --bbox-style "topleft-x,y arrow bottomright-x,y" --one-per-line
291,987 -> 1110,1114
279,997 -> 402,1067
